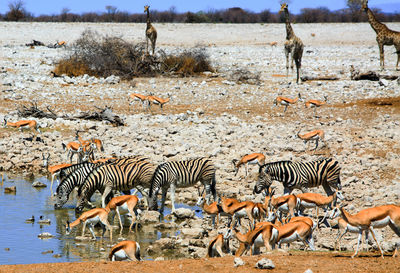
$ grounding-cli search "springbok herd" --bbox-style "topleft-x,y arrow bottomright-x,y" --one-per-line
1,1 -> 400,264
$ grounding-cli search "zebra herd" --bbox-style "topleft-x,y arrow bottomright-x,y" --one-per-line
53,155 -> 341,215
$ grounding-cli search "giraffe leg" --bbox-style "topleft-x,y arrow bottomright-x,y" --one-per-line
378,43 -> 385,70
395,44 -> 400,70
285,50 -> 290,77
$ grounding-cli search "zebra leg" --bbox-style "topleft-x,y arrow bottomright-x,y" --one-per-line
170,183 -> 176,213
322,184 -> 335,197
102,186 -> 113,208
159,187 -> 168,214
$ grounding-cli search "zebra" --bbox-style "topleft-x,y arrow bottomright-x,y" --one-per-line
148,158 -> 217,214
75,158 -> 155,212
54,161 -> 104,209
254,158 -> 341,196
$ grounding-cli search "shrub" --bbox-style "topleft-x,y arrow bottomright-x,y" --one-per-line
54,30 -> 214,79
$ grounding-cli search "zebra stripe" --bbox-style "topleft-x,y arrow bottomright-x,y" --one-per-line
54,162 -> 104,209
75,157 -> 155,212
254,158 -> 341,196
148,157 -> 217,213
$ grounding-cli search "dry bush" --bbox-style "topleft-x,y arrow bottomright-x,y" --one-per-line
162,48 -> 214,76
54,30 -> 214,79
53,57 -> 91,77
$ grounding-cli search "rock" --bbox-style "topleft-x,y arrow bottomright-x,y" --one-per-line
4,186 -> 16,193
140,210 -> 161,224
32,181 -> 47,188
255,258 -> 275,269
74,236 -> 93,241
154,238 -> 177,250
180,228 -> 205,239
173,208 -> 195,219
304,269 -> 313,273
154,257 -> 165,261
234,257 -> 245,267
52,254 -> 62,258
38,232 -> 54,239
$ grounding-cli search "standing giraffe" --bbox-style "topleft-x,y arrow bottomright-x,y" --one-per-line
144,5 -> 157,55
279,3 -> 304,84
362,0 -> 400,70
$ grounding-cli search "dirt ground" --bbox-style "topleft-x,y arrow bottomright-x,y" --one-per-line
1,251 -> 399,273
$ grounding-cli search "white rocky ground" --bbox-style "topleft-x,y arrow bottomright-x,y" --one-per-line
0,22 -> 400,258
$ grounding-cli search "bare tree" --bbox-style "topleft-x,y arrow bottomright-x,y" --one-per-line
347,0 -> 363,22
105,5 -> 117,21
6,0 -> 26,21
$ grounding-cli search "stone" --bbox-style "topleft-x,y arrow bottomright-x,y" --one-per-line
32,181 -> 47,188
38,232 -> 54,239
4,186 -> 16,193
173,208 -> 195,219
255,258 -> 275,269
154,257 -> 165,261
180,228 -> 205,239
234,257 -> 245,267
140,210 -> 161,224
154,238 -> 177,250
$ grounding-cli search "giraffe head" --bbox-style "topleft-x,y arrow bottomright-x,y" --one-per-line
361,0 -> 368,11
279,3 -> 288,14
144,5 -> 150,13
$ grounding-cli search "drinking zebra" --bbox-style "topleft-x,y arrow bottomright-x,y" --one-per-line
254,158 -> 341,196
75,157 -> 155,212
54,161 -> 104,209
148,158 -> 217,214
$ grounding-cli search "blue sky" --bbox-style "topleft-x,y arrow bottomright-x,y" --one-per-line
1,0 -> 399,16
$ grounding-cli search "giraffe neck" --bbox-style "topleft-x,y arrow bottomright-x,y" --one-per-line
366,8 -> 387,34
146,9 -> 152,29
284,8 -> 295,40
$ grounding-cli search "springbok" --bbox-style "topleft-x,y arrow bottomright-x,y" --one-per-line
332,216 -> 372,252
197,190 -> 231,228
330,204 -> 400,258
296,191 -> 344,228
109,240 -> 141,261
129,93 -> 149,111
274,220 -> 315,251
263,189 -> 299,221
42,153 -> 72,195
3,118 -> 41,133
274,93 -> 302,113
305,96 -> 327,117
297,129 -> 325,152
220,196 -> 260,230
232,223 -> 278,256
206,232 -> 231,257
147,95 -> 170,112
105,195 -> 141,233
62,141 -> 83,163
232,153 -> 265,177
65,207 -> 112,241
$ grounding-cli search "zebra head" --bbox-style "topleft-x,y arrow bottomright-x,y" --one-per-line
253,165 -> 272,194
54,187 -> 69,209
75,195 -> 87,213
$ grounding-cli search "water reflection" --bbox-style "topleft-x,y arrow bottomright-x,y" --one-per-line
0,174 -> 200,265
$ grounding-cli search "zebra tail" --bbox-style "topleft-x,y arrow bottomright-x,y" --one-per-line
62,143 -> 66,151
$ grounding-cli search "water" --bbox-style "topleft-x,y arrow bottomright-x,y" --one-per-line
0,174 -> 201,265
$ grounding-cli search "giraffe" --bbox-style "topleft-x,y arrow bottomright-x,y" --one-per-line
362,0 -> 400,70
144,5 -> 157,55
279,3 -> 304,84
